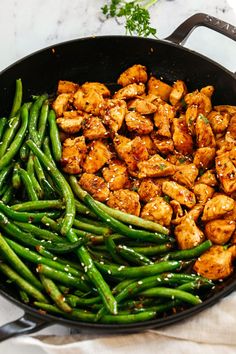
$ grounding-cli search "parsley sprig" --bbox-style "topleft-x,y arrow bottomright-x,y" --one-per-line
101,0 -> 158,37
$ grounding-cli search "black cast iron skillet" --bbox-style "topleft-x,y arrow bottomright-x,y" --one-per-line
0,13 -> 236,342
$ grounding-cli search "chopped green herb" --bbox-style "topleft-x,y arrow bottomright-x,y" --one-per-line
178,157 -> 187,164
163,195 -> 170,203
159,163 -> 166,171
199,168 -> 205,176
198,114 -> 209,124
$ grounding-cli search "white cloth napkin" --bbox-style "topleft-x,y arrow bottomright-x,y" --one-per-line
3,289 -> 234,354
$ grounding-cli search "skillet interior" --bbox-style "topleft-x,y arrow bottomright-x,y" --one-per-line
0,35 -> 236,332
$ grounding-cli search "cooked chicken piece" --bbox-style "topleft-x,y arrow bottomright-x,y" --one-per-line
141,196 -> 173,227
172,163 -> 198,189
193,183 -> 215,204
205,219 -> 236,245
52,93 -> 72,117
169,80 -> 187,106
79,173 -> 109,202
193,147 -> 216,169
202,195 -> 234,221
229,147 -> 236,166
114,135 -> 149,175
151,134 -> 174,155
103,99 -> 126,134
137,178 -> 162,203
207,111 -> 230,134
197,169 -> 218,187
162,181 -> 196,208
215,150 -> 236,194
185,105 -> 199,135
107,189 -> 141,216
214,105 -> 236,115
153,102 -> 175,138
82,140 -> 111,174
138,135 -> 157,155
200,85 -> 214,98
73,89 -> 104,115
114,83 -> 146,100
56,112 -> 84,134
81,82 -> 110,97
174,214 -> 205,249
166,153 -> 192,166
193,245 -> 234,280
125,111 -> 153,135
195,114 -> 216,148
170,200 -> 184,219
172,204 -> 204,225
223,201 -> 236,221
83,116 -> 107,140
137,154 -> 176,179
61,136 -> 87,174
117,64 -> 148,87
172,116 -> 193,155
185,90 -> 212,116
128,97 -> 157,115
227,114 -> 236,140
147,77 -> 172,101
102,159 -> 130,191
57,80 -> 79,94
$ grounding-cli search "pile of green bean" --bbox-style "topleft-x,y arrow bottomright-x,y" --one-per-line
0,79 -> 214,325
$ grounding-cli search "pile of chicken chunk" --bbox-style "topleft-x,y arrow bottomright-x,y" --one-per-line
53,64 -> 236,281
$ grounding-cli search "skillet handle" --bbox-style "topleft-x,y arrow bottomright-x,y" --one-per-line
0,312 -> 49,342
165,13 -> 236,45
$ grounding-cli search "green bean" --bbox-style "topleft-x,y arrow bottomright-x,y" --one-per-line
104,235 -> 127,265
48,109 -> 61,161
9,78 -> 23,118
132,243 -> 173,256
167,240 -> 212,260
138,287 -> 202,305
58,285 -> 70,295
75,199 -> 97,219
73,218 -> 111,236
13,221 -> 63,242
76,216 -> 105,227
33,156 -> 58,199
0,164 -> 13,190
19,290 -> 30,303
27,139 -> 75,236
19,141 -> 30,161
116,244 -> 153,266
95,260 -> 182,278
0,117 -> 7,140
0,233 -> 43,290
42,136 -> 56,166
38,100 -> 49,146
29,95 -> 48,146
37,264 -> 90,292
0,105 -> 28,170
26,154 -> 43,199
0,263 -> 48,303
0,115 -> 20,159
12,163 -> 21,190
41,216 -> 61,232
2,185 -> 14,204
11,200 -> 64,212
19,168 -> 38,201
40,275 -> 72,313
66,294 -> 101,308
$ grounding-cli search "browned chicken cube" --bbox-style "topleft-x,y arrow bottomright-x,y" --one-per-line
114,83 -> 146,100
102,160 -> 130,191
214,105 -> 236,115
56,110 -> 86,134
197,169 -> 218,187
79,173 -> 109,202
162,181 -> 196,208
193,147 -> 216,169
170,200 -> 184,220
193,245 -> 234,280
147,77 -> 172,101
202,195 -> 235,221
227,114 -> 236,140
128,97 -> 157,115
57,80 -> 79,94
107,189 -> 141,216
137,178 -> 162,203
195,114 -> 216,148
172,117 -> 193,155
73,89 -> 104,115
137,154 -> 176,179
125,111 -> 153,135
153,102 -> 175,138
83,116 -> 107,140
193,183 -> 215,204
215,150 -> 236,194
117,64 -> 148,87
169,80 -> 187,106
185,105 -> 199,135
138,135 -> 157,155
82,140 -> 111,174
173,163 -> 199,189
61,137 -> 87,174
52,93 -> 73,117
207,111 -> 230,134
200,85 -> 214,98
174,214 -> 205,249
81,82 -> 110,97
151,134 -> 174,156
223,201 -> 236,221
103,99 -> 127,134
185,90 -> 212,116
205,219 -> 236,245
141,196 -> 173,227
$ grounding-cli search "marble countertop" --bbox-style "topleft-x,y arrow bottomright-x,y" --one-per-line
0,0 -> 236,353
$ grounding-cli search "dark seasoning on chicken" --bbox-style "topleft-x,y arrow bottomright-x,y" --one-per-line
52,64 -> 236,282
